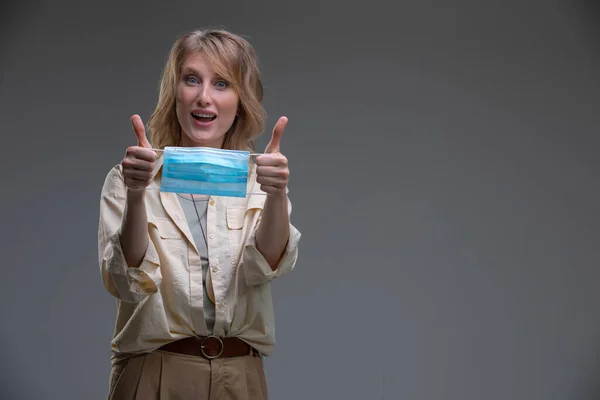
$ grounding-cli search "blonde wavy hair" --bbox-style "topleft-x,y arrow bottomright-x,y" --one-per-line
147,29 -> 266,152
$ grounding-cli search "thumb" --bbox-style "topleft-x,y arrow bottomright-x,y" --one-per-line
131,114 -> 151,148
264,116 -> 288,154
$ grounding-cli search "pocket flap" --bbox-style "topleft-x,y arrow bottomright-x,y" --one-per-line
150,216 -> 183,239
226,206 -> 246,230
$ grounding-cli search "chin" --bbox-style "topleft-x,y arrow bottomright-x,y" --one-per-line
183,130 -> 225,147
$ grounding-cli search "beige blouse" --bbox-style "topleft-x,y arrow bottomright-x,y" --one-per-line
97,160 -> 301,366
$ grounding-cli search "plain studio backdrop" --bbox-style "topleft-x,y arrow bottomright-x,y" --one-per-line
1,0 -> 599,399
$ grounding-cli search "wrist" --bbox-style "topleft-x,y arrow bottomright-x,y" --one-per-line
265,191 -> 287,204
126,187 -> 146,203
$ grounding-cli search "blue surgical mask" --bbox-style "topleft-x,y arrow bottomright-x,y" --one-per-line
159,146 -> 254,198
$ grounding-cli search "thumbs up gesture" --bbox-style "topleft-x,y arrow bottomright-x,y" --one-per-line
121,114 -> 157,190
256,116 -> 290,197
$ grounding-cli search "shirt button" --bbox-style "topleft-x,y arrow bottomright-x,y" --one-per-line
209,199 -> 215,206
212,267 -> 218,273
208,234 -> 215,239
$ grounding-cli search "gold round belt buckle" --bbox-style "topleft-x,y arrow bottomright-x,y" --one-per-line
200,335 -> 224,359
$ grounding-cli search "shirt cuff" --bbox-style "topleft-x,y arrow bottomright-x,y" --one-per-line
102,231 -> 162,303
242,223 -> 301,287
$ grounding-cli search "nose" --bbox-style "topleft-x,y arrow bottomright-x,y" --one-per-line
197,85 -> 212,106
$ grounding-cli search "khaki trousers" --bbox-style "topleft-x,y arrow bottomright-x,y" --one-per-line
108,350 -> 268,400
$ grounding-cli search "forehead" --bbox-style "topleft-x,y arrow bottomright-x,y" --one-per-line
181,52 -> 213,73
180,49 -> 233,78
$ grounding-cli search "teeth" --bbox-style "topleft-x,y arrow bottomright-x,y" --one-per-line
192,112 -> 214,118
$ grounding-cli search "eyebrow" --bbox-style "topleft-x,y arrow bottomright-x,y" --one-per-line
181,66 -> 199,75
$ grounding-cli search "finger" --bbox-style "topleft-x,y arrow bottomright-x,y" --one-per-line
124,173 -> 152,185
131,114 -> 151,148
264,116 -> 288,154
256,154 -> 288,167
256,175 -> 287,186
127,146 -> 157,163
256,165 -> 289,178
259,184 -> 286,196
122,159 -> 154,173
123,168 -> 154,180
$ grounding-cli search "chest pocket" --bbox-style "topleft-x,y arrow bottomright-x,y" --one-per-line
226,206 -> 248,266
226,206 -> 246,230
149,216 -> 186,259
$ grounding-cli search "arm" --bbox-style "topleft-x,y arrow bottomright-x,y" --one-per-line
98,166 -> 161,303
244,115 -> 301,284
242,187 -> 301,287
119,189 -> 150,268
98,114 -> 161,302
255,193 -> 290,270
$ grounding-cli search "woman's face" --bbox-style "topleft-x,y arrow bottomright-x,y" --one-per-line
175,52 -> 239,148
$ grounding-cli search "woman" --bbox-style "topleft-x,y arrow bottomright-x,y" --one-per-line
97,28 -> 301,399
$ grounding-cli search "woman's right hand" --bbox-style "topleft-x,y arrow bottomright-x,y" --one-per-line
121,114 -> 157,191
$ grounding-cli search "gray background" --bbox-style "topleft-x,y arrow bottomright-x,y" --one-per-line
1,0 -> 599,399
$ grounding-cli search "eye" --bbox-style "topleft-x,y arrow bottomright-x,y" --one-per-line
184,75 -> 199,85
215,79 -> 230,89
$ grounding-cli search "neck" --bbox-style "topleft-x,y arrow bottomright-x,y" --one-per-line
180,136 -> 225,149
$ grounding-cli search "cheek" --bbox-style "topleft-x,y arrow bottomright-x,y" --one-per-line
175,88 -> 192,117
175,100 -> 184,123
176,86 -> 195,106
225,94 -> 240,117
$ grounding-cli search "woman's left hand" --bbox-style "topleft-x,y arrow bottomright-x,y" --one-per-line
256,116 -> 290,197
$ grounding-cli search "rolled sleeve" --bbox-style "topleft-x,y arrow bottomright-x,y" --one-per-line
98,165 -> 162,303
101,230 -> 162,303
243,222 -> 301,287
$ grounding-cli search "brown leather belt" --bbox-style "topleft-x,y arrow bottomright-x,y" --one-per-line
159,336 -> 258,359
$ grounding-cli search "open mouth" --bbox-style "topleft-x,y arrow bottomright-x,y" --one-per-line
192,112 -> 217,122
